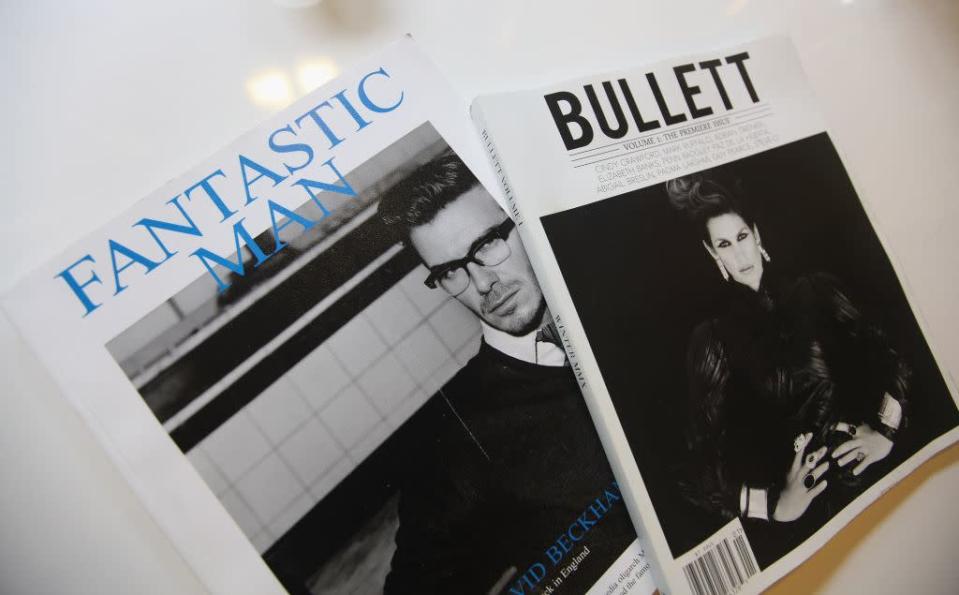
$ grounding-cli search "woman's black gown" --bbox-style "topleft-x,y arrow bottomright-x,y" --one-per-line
682,270 -> 909,564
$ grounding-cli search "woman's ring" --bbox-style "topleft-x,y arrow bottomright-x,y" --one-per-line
805,452 -> 818,468
793,434 -> 807,453
833,421 -> 856,436
856,451 -> 866,462
803,474 -> 816,489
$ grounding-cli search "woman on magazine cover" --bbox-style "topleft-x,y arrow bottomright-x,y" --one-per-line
667,173 -> 909,541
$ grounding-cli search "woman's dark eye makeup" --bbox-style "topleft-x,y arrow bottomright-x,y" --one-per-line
736,231 -> 749,241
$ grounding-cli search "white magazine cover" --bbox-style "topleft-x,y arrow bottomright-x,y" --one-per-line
472,36 -> 959,594
2,38 -> 656,595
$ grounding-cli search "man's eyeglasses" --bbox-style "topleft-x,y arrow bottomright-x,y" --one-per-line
424,218 -> 516,296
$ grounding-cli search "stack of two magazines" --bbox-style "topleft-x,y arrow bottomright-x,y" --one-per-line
4,36 -> 956,594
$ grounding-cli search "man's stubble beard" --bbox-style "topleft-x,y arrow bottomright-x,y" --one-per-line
485,287 -> 547,337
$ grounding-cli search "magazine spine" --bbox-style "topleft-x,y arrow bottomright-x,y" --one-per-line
470,103 -> 586,372
472,116 -> 524,228
470,99 -> 676,594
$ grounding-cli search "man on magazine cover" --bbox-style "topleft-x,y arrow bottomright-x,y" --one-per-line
377,152 -> 635,593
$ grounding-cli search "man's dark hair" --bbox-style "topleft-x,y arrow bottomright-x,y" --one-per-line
377,150 -> 480,237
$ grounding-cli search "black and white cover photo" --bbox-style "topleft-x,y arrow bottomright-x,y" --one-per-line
107,124 -> 641,595
540,132 -> 959,571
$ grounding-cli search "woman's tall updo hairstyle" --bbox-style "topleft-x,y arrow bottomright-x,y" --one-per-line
666,173 -> 755,243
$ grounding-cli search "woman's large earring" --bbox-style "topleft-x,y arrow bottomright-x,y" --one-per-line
713,257 -> 730,281
759,244 -> 771,263
703,241 -> 729,282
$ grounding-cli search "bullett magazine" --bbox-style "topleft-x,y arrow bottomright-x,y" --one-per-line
2,38 -> 657,595
472,36 -> 959,594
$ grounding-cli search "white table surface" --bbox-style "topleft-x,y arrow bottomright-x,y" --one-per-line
1,1 -> 957,593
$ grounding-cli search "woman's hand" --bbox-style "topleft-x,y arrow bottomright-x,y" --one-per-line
773,433 -> 829,522
832,423 -> 893,476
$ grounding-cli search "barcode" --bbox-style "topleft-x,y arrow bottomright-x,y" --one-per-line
682,533 -> 758,595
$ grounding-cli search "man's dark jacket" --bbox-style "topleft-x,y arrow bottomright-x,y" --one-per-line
385,341 -> 636,594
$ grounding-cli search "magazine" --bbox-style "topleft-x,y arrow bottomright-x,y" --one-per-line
471,36 -> 959,594
2,38 -> 656,595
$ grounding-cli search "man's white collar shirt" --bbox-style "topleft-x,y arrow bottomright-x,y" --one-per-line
481,322 -> 567,367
